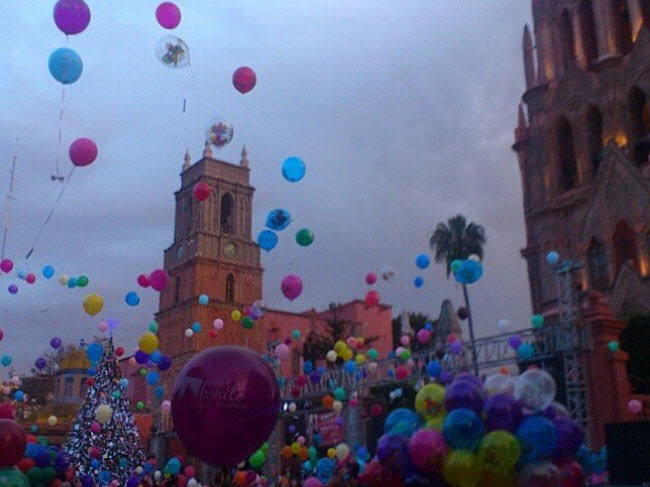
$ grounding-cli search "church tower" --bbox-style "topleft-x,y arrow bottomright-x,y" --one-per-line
156,142 -> 264,386
514,0 -> 650,318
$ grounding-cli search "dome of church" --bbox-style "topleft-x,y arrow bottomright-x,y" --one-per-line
58,349 -> 90,371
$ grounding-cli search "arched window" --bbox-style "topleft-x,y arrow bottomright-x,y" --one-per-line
225,273 -> 235,302
557,116 -> 578,190
559,9 -> 576,68
183,195 -> 192,236
628,87 -> 650,162
585,105 -> 603,176
220,193 -> 235,235
613,221 -> 639,272
588,239 -> 609,290
64,377 -> 73,398
174,275 -> 180,303
80,377 -> 88,398
578,0 -> 598,68
612,0 -> 632,54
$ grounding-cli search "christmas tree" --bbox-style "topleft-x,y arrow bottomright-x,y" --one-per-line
65,337 -> 146,485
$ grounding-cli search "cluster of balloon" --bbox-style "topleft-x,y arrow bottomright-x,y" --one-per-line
59,274 -> 90,288
282,156 -> 306,183
0,418 -> 30,486
172,346 -> 280,466
17,439 -> 75,485
206,117 -> 234,149
233,66 -> 257,94
348,369 -> 586,487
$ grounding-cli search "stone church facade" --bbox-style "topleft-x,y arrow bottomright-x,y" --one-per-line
514,0 -> 650,318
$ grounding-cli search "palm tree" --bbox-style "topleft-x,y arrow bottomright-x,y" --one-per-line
429,215 -> 486,375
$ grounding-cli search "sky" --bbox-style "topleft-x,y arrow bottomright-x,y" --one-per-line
0,1 -> 533,374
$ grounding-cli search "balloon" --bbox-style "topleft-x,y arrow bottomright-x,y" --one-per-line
484,393 -> 522,432
517,342 -> 535,359
478,430 -> 520,473
8,285 -> 17,295
376,434 -> 409,472
206,117 -> 234,149
415,254 -> 430,269
303,477 -> 322,487
213,319 -> 224,330
149,269 -> 170,291
408,429 -> 446,473
77,275 -> 89,287
415,383 -> 446,422
335,443 -> 349,461
442,450 -> 481,487
138,333 -> 159,354
444,380 -> 484,414
156,36 -> 190,68
0,419 -> 27,467
514,369 -> 556,412
384,408 -> 420,437
42,266 -> 54,279
82,293 -> 103,316
48,48 -> 82,84
24,273 -> 35,284
607,340 -> 619,352
553,416 -> 583,459
47,415 -> 58,427
628,398 -> 643,413
427,360 -> 442,377
171,346 -> 280,466
326,350 -> 337,362
315,458 -> 335,484
296,228 -> 315,247
1,356 -> 12,367
516,461 -> 560,487
414,276 -> 424,288
266,209 -> 291,231
515,416 -> 557,464
86,343 -> 103,363
233,66 -> 257,94
381,265 -> 395,281
95,405 -> 113,424
137,274 -> 150,287
453,259 -> 483,284
53,0 -> 90,35
546,251 -> 559,264
125,292 -> 140,306
241,317 -> 254,329
531,314 -> 544,328
231,309 -> 242,322
69,138 -> 97,167
257,230 -> 278,252
197,294 -> 209,306
365,290 -> 380,307
281,157 -> 306,183
59,275 -> 68,285
281,274 -> 303,301
193,182 -> 210,202
442,408 -> 484,450
184,329 -> 194,338
156,2 -> 181,29
554,460 -> 585,487
0,259 -> 13,273
498,319 -> 509,331
249,449 -> 265,469
483,374 -> 515,396
35,358 -> 47,370
0,468 -> 30,486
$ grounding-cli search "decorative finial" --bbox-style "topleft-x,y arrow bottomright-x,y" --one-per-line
183,148 -> 191,170
240,144 -> 249,168
203,139 -> 213,159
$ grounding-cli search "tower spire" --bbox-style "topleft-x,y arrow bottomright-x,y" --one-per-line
203,139 -> 213,159
183,148 -> 191,170
523,24 -> 535,90
240,144 -> 249,168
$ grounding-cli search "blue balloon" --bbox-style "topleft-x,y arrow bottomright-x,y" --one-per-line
198,294 -> 209,305
281,156 -> 306,182
14,390 -> 24,402
453,259 -> 483,284
67,277 -> 78,288
165,458 -> 181,476
313,433 -> 323,446
344,360 -> 356,373
426,360 -> 442,377
425,322 -> 433,331
442,408 -> 485,450
265,209 -> 291,231
87,367 -> 96,376
157,355 -> 172,371
415,254 -> 430,269
49,48 -> 83,85
90,459 -> 100,469
515,415 -> 557,464
303,360 -> 314,374
42,266 -> 55,279
98,471 -> 111,484
384,408 -> 420,437
17,270 -> 26,280
257,229 -> 279,251
414,276 -> 424,288
1,355 -> 12,367
86,342 -> 103,363
146,371 -> 159,385
119,458 -> 129,469
120,378 -> 129,388
191,321 -> 202,333
517,342 -> 535,359
154,386 -> 164,398
315,458 -> 335,484
150,350 -> 162,364
135,350 -> 149,364
125,291 -> 140,306
546,251 -> 559,265
302,460 -> 312,472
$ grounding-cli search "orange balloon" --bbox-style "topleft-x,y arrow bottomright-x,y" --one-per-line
298,446 -> 310,461
281,445 -> 293,459
234,471 -> 247,486
322,395 -> 334,408
499,366 -> 510,375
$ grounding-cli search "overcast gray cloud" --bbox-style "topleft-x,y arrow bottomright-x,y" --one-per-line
0,1 -> 532,373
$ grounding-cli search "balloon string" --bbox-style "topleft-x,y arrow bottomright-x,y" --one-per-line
26,166 -> 76,260
54,87 -> 66,181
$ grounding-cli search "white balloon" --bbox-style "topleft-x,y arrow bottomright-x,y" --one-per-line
188,480 -> 198,487
514,369 -> 556,412
333,400 -> 343,412
185,328 -> 194,338
468,254 -> 480,262
335,443 -> 350,460
483,374 -> 515,396
288,402 -> 297,413
154,471 -> 162,481
326,350 -> 337,363
47,415 -> 58,426
368,362 -> 378,374
497,319 -> 509,331
381,265 -> 395,281
95,405 -> 113,424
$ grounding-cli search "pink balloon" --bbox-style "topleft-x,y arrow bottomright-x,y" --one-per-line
628,399 -> 643,414
274,343 -> 290,361
400,335 -> 410,346
137,274 -> 150,288
53,0 -> 91,35
408,429 -> 446,473
90,421 -> 100,433
304,478 -> 322,487
25,273 -> 35,284
281,274 -> 303,301
365,272 -> 377,285
213,319 -> 224,330
417,329 -> 430,344
232,67 -> 257,94
161,400 -> 171,412
69,138 -> 98,167
149,269 -> 170,291
156,2 -> 181,29
395,365 -> 409,380
365,290 -> 380,307
171,346 -> 280,466
0,259 -> 13,273
98,322 -> 108,333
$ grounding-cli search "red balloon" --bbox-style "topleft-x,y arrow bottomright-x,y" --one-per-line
0,403 -> 14,420
0,419 -> 27,467
395,365 -> 409,380
365,290 -> 380,307
208,329 -> 217,339
69,138 -> 98,167
0,330 -> 3,342
17,457 -> 35,473
115,347 -> 124,357
365,272 -> 377,285
193,182 -> 210,202
555,460 -> 586,487
25,274 -> 35,284
171,346 -> 280,466
232,67 -> 257,94
137,274 -> 150,288
149,269 -> 170,291
86,378 -> 94,386
370,404 -> 383,417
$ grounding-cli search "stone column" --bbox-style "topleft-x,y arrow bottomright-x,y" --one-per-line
593,0 -> 619,58
573,7 -> 589,69
627,0 -> 644,41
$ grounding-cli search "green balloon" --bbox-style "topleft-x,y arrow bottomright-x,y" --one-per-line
607,340 -> 620,352
0,468 -> 31,487
531,314 -> 544,328
308,446 -> 317,460
249,449 -> 266,469
26,467 -> 43,486
77,276 -> 89,287
136,401 -> 144,410
295,228 -> 315,247
41,467 -> 55,483
149,321 -> 159,333
334,387 -> 346,401
368,348 -> 378,360
262,442 -> 269,453
399,349 -> 411,360
242,317 -> 254,329
139,368 -> 147,377
450,259 -> 462,273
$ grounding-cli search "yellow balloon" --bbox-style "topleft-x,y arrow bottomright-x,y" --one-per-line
341,348 -> 353,361
138,332 -> 159,354
291,442 -> 300,455
355,353 -> 366,365
443,450 -> 481,487
334,341 -> 346,354
414,383 -> 446,422
83,293 -> 103,316
231,309 -> 242,322
425,415 -> 446,432
478,430 -> 520,473
480,469 -> 516,487
327,448 -> 336,459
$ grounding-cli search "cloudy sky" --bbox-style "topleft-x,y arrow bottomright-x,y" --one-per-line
0,1 -> 533,373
